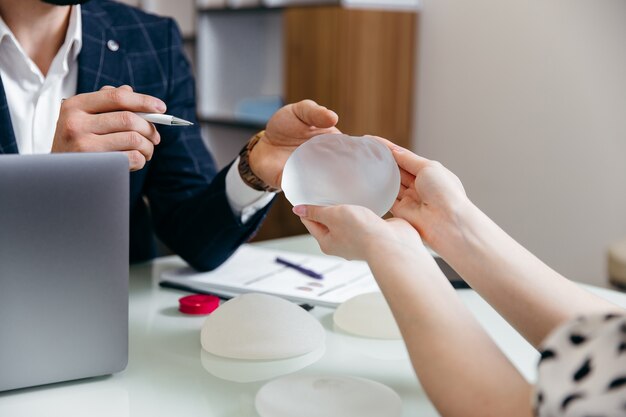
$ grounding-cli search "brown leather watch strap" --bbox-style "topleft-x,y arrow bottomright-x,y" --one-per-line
238,131 -> 281,193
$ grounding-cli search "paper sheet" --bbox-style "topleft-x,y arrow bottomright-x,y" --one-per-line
160,245 -> 380,307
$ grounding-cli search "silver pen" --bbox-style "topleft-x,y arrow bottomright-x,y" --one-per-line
61,97 -> 193,126
136,112 -> 193,126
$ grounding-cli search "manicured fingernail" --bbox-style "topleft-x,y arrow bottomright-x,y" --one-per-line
155,100 -> 166,112
293,206 -> 306,217
391,145 -> 404,152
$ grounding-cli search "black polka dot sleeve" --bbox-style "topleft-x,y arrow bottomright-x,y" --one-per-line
534,313 -> 626,417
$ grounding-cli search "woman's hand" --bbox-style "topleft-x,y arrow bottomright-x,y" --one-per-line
379,140 -> 471,253
293,204 -> 426,261
295,203 -> 535,417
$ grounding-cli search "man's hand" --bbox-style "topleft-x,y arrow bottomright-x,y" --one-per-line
51,85 -> 166,171
248,100 -> 340,189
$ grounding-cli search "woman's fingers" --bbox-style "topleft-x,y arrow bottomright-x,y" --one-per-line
391,146 -> 431,176
397,184 -> 408,201
369,136 -> 431,175
400,168 -> 415,188
300,218 -> 329,243
294,206 -> 332,241
293,205 -> 329,225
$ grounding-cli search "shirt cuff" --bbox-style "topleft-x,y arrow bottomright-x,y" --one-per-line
225,157 -> 276,223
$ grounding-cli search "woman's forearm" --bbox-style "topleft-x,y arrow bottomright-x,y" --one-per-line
436,201 -> 621,347
366,247 -> 532,417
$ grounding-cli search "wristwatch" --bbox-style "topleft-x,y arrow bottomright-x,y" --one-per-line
238,131 -> 281,193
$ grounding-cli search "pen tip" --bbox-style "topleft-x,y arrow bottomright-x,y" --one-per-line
172,117 -> 194,126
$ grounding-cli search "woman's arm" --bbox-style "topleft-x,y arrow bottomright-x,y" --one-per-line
437,200 -> 621,347
370,242 -> 534,417
295,206 -> 533,417
387,144 -> 622,347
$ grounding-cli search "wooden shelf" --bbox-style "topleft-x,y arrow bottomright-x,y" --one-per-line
285,7 -> 416,146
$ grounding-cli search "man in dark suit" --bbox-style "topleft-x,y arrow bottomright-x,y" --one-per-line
0,0 -> 339,271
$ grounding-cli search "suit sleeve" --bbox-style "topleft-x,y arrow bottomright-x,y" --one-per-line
144,18 -> 274,272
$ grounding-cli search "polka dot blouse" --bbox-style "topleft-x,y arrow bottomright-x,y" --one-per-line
534,313 -> 626,417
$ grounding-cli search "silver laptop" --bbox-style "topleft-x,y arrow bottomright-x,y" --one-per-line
0,153 -> 129,392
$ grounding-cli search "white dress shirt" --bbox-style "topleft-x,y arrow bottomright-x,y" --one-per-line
0,5 -> 273,223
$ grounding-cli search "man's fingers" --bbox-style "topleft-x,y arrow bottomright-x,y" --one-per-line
100,84 -> 133,92
91,111 -> 161,145
98,132 -> 155,161
292,100 -> 339,128
70,86 -> 166,114
123,150 -> 148,172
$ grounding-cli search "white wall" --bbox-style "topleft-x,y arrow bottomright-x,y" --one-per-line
415,0 -> 626,286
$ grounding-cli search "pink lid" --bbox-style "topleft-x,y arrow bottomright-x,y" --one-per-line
179,294 -> 220,315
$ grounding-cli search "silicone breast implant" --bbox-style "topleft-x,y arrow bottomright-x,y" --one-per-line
201,293 -> 325,360
255,374 -> 402,417
281,134 -> 401,217
334,292 -> 402,339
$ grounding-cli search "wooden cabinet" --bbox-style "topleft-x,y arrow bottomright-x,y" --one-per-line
285,6 -> 417,146
252,6 -> 417,241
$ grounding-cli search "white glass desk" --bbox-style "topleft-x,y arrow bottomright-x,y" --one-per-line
2,235 -> 626,417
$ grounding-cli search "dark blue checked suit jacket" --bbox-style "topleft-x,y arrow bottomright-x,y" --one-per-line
0,0 -> 272,271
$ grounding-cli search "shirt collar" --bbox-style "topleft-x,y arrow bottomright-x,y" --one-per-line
0,5 -> 82,78
63,5 -> 83,70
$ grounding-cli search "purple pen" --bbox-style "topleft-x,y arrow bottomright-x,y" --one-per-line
275,257 -> 324,280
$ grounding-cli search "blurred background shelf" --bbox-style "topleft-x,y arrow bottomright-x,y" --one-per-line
197,5 -> 286,13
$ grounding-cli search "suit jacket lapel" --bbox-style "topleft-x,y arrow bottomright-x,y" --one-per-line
78,3 -> 128,94
0,78 -> 18,154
